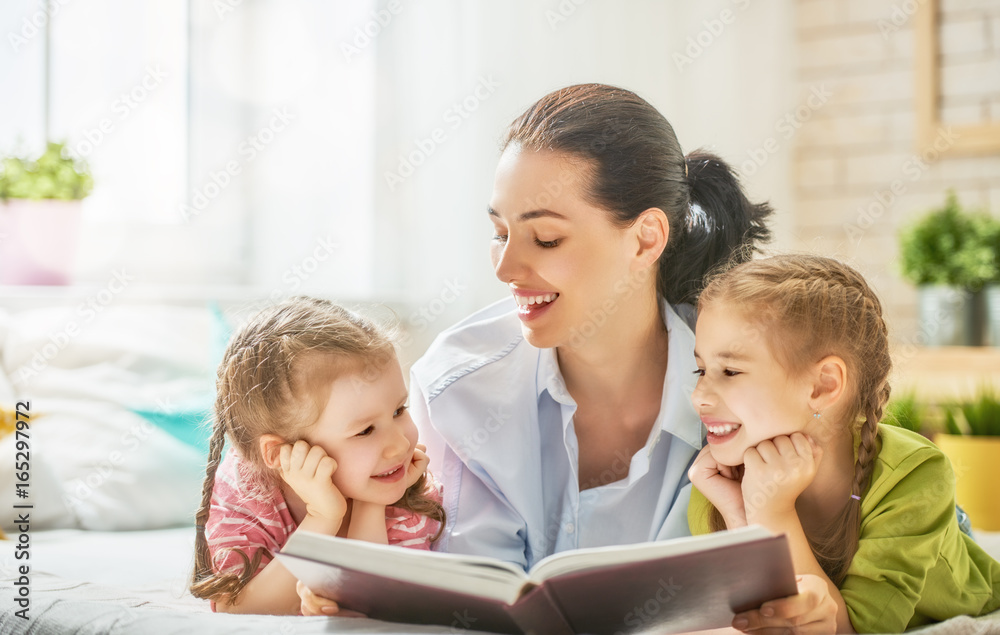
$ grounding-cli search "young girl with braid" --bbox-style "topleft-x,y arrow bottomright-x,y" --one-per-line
687,254 -> 999,634
189,297 -> 444,615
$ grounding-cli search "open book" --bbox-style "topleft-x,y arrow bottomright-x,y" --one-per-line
277,525 -> 795,635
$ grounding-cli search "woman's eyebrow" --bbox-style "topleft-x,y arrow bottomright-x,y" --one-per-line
488,205 -> 568,221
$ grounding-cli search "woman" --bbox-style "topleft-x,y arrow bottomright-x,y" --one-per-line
302,83 -> 837,632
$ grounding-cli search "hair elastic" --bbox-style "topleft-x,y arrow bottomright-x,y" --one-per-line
850,494 -> 861,501
684,161 -> 689,179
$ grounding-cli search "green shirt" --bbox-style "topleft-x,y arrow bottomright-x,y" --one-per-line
688,424 -> 1000,633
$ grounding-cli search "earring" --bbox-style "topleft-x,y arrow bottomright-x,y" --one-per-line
813,411 -> 822,419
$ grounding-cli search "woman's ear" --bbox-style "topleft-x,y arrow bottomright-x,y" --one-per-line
631,207 -> 669,271
808,355 -> 848,413
259,434 -> 287,469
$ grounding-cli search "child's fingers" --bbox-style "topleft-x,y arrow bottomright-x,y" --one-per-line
279,443 -> 293,473
771,435 -> 795,458
416,443 -> 426,452
297,580 -> 340,616
316,455 -> 338,482
732,574 -> 837,633
789,432 -> 813,460
687,446 -> 716,481
753,439 -> 778,463
288,439 -> 311,471
742,446 -> 763,469
301,444 -> 329,478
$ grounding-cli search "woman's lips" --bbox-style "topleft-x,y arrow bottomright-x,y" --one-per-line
514,292 -> 559,321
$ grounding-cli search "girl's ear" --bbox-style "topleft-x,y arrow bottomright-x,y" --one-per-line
258,434 -> 287,469
631,207 -> 669,271
809,355 -> 847,412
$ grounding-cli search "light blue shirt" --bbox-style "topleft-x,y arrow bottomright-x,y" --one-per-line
411,296 -> 704,571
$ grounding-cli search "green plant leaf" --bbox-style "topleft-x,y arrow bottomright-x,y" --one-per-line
0,141 -> 93,201
898,190 -> 1000,288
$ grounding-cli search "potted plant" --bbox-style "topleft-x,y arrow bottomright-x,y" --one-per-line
0,142 -> 93,285
934,387 -> 1000,531
898,191 -> 995,346
981,216 -> 1000,347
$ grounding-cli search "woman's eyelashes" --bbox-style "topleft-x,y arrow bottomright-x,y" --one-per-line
490,233 -> 561,248
356,425 -> 374,437
393,405 -> 408,417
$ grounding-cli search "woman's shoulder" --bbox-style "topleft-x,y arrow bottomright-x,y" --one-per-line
411,296 -> 532,398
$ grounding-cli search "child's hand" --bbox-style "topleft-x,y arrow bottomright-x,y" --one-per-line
741,432 -> 821,522
731,573 -> 838,634
297,580 -> 341,616
278,440 -> 348,526
404,443 -> 430,489
688,446 -> 747,528
296,580 -> 368,618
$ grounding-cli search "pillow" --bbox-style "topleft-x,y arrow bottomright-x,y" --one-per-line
0,304 -> 226,531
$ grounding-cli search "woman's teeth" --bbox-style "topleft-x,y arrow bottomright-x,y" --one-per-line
707,423 -> 740,435
515,293 -> 558,306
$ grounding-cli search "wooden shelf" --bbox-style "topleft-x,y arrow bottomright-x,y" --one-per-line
892,346 -> 1000,401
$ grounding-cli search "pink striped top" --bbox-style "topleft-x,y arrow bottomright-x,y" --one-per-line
205,448 -> 443,591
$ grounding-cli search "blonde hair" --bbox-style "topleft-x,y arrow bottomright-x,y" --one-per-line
189,297 -> 444,605
697,255 -> 891,585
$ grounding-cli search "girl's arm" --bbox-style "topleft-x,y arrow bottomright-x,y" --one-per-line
739,433 -> 854,634
216,514 -> 343,615
220,439 -> 347,615
347,501 -> 389,543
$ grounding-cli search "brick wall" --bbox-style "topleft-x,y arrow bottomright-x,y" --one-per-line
791,0 -> 1000,356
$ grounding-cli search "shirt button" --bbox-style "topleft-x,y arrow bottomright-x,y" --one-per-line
564,523 -> 575,534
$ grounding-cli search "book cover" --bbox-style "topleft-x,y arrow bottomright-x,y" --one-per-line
276,525 -> 797,634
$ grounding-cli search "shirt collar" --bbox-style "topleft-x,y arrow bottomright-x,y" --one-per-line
535,299 -> 704,450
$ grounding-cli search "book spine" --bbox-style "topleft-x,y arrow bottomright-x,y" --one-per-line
505,584 -> 575,635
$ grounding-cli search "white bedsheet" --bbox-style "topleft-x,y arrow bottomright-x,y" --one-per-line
2,527 -> 1000,635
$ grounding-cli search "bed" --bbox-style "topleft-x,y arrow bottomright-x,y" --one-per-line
1,303 -> 998,635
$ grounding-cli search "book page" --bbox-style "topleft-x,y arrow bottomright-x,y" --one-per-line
281,531 -> 532,604
526,525 -> 776,584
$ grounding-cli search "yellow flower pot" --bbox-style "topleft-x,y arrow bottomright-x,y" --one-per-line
934,434 -> 1000,531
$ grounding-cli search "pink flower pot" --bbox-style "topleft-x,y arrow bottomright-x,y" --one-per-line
0,199 -> 82,285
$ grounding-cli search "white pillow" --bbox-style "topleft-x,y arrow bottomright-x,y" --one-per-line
0,305 -> 220,531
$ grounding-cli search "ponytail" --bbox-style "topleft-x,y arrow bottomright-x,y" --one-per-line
502,84 -> 772,307
660,150 -> 772,305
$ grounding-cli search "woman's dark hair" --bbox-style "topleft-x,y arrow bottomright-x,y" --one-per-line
501,83 -> 772,305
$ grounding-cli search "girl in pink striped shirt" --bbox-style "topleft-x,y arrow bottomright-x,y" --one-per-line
190,297 -> 444,615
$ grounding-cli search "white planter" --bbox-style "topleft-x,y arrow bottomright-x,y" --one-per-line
0,199 -> 82,285
987,285 -> 1000,348
918,285 -> 975,346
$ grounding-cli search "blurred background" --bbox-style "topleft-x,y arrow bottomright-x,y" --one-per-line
2,0 -> 998,355
1,0 -> 1000,535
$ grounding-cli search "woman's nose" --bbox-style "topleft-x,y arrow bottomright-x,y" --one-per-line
493,241 -> 525,284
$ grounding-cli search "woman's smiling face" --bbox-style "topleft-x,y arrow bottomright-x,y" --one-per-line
488,147 -> 643,349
